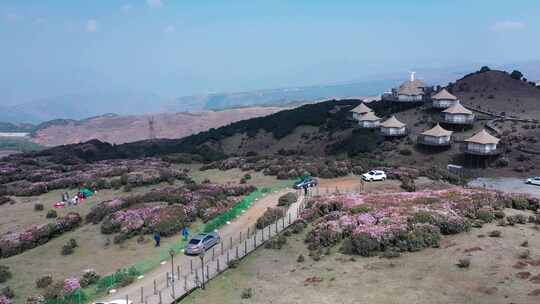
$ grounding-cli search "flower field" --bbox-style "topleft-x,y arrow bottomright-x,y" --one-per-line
303,188 -> 540,256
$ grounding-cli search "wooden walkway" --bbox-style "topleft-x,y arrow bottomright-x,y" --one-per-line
116,192 -> 308,304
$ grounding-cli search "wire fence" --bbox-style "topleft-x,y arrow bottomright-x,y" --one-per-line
116,189 -> 309,304
45,182 -> 293,304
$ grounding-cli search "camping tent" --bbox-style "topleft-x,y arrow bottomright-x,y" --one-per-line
80,188 -> 94,198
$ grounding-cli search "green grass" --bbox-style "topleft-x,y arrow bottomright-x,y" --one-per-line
0,137 -> 43,152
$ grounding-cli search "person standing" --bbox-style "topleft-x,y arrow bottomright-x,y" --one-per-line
154,231 -> 161,247
182,227 -> 189,241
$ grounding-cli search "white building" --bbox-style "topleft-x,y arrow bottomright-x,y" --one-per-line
380,115 -> 407,137
417,123 -> 453,146
350,103 -> 372,121
396,72 -> 426,102
441,101 -> 475,125
356,111 -> 381,128
431,89 -> 458,109
464,129 -> 500,155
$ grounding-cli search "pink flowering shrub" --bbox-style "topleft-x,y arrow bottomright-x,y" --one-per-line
63,277 -> 81,294
87,183 -> 255,225
102,205 -> 188,242
304,187 -> 538,256
0,295 -> 12,304
0,212 -> 82,258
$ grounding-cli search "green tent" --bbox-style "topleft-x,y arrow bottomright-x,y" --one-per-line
80,188 -> 94,198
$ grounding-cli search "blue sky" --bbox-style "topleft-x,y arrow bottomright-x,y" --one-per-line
1,0 -> 538,104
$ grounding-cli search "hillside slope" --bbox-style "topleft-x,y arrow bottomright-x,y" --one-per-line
450,70 -> 540,119
31,107 -> 285,147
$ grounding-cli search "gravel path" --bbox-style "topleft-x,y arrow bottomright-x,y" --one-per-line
469,177 -> 540,198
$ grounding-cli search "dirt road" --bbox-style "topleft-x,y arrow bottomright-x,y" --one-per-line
469,177 -> 540,198
100,188 -> 293,302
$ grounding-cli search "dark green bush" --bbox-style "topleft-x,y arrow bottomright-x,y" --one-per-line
511,197 -> 529,210
265,235 -> 287,250
1,286 -> 14,299
477,208 -> 495,223
399,149 -> 412,156
457,258 -> 470,268
297,254 -> 305,263
507,214 -> 527,225
256,208 -> 285,229
0,265 -> 11,283
61,244 -> 74,255
80,270 -> 100,288
278,192 -> 297,207
400,176 -> 416,192
34,203 -> 44,211
241,288 -> 253,299
36,275 -> 53,289
46,209 -> 58,219
350,205 -> 372,214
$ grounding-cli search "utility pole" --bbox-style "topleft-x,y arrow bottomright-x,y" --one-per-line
148,116 -> 156,140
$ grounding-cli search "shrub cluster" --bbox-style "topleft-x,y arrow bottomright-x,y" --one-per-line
256,208 -> 285,229
277,192 -> 298,207
0,212 -> 82,258
0,265 -> 11,283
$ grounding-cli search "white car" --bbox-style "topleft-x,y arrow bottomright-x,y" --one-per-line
93,300 -> 132,304
362,170 -> 387,182
526,176 -> 540,186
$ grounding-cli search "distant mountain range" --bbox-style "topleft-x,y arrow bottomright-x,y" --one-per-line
2,60 -> 540,125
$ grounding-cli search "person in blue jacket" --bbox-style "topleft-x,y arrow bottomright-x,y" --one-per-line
153,231 -> 161,247
182,227 -> 189,241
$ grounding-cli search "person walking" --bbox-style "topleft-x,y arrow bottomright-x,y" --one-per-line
154,231 -> 161,247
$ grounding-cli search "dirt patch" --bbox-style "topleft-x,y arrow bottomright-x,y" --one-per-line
514,261 -> 529,269
464,247 -> 483,253
530,274 -> 540,284
529,289 -> 540,296
516,272 -> 532,279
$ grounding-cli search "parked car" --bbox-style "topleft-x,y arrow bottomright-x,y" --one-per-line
185,232 -> 221,255
362,170 -> 387,182
93,300 -> 132,304
293,177 -> 318,189
526,176 -> 540,186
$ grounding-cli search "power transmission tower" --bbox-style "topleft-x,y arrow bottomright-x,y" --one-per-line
148,116 -> 156,140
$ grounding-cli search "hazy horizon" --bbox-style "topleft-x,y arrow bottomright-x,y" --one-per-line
1,0 -> 539,106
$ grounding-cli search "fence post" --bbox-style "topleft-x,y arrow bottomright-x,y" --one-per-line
240,231 -> 242,242
262,228 -> 265,241
217,258 -> 221,272
177,265 -> 181,280
236,246 -> 239,259
289,212 -> 291,224
244,239 -> 247,254
184,275 -> 187,291
158,291 -> 162,304
253,234 -> 256,248
154,279 -> 157,295
195,271 -> 199,287
206,264 -> 210,280
171,280 -> 176,299
140,286 -> 144,303
166,272 -> 170,287
125,295 -> 129,304
212,247 -> 215,261
282,216 -> 285,228
190,259 -> 193,274
221,241 -> 224,255
230,236 -> 233,250
247,227 -> 250,237
275,221 -> 278,233
227,250 -> 230,264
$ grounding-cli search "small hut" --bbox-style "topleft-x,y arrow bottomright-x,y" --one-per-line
380,115 -> 407,137
463,129 -> 500,155
350,103 -> 372,121
417,123 -> 453,146
441,101 -> 475,125
431,89 -> 458,109
397,77 -> 426,102
356,111 -> 381,128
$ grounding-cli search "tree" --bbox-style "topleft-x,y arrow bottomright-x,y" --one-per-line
510,70 -> 523,80
480,66 -> 491,73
